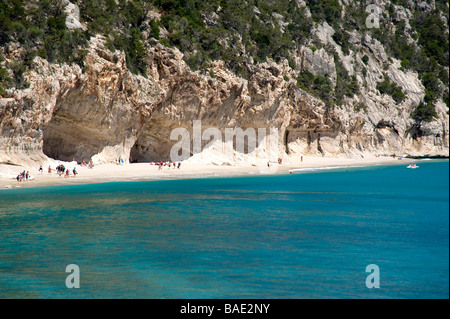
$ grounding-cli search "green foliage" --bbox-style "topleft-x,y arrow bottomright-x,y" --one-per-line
376,75 -> 406,104
0,0 -> 90,87
400,58 -> 410,69
412,102 -> 438,122
332,28 -> 351,55
343,0 -> 370,32
354,102 -> 368,113
413,9 -> 449,67
297,71 -> 333,104
297,71 -> 314,90
443,91 -> 449,109
421,72 -> 441,103
298,48 -> 360,107
0,0 -> 448,113
0,0 -> 27,44
126,28 -> 147,75
306,0 -> 342,25
391,0 -> 410,7
333,51 -> 359,104
361,55 -> 369,65
153,0 -> 313,73
159,37 -> 171,47
366,5 -> 448,122
149,19 -> 160,40
10,61 -> 28,89
78,0 -> 153,76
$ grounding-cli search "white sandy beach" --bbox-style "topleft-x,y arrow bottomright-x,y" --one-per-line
0,155 -> 419,190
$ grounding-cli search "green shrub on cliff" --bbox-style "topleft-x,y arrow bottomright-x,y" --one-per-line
0,0 -> 90,88
412,102 -> 438,123
367,5 -> 448,122
297,71 -> 333,104
377,75 -> 406,104
307,0 -> 342,25
0,0 -> 448,122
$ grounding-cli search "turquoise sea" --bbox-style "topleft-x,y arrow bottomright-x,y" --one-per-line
0,160 -> 448,298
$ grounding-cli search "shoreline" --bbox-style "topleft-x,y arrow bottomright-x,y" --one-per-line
0,155 -> 440,190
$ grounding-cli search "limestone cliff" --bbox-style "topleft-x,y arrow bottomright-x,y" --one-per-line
0,1 -> 448,166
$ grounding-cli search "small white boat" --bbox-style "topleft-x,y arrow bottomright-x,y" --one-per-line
407,164 -> 419,169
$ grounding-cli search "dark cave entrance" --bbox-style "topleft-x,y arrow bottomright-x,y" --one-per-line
42,110 -> 107,163
130,133 -> 174,163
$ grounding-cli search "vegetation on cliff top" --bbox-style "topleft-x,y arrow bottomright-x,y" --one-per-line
0,0 -> 448,122
0,0 -> 89,91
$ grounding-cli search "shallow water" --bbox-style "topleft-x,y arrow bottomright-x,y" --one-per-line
0,161 -> 448,298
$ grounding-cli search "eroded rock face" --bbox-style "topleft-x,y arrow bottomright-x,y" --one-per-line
296,46 -> 337,86
0,35 -> 448,167
0,36 -> 162,166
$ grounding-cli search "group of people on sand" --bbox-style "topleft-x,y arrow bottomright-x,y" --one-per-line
80,159 -> 94,169
17,164 -> 78,182
55,164 -> 78,178
16,170 -> 30,182
116,157 -> 125,165
150,161 -> 181,170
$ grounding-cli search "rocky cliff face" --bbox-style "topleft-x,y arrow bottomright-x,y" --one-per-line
0,4 -> 448,166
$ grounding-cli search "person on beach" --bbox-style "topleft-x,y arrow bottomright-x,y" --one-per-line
48,165 -> 52,174
65,169 -> 70,177
89,160 -> 94,169
177,162 -> 181,169
38,165 -> 43,174
73,167 -> 77,177
25,171 -> 29,180
58,165 -> 65,176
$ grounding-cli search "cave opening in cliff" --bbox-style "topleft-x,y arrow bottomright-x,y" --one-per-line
129,120 -> 179,163
42,111 -> 107,163
130,140 -> 172,163
130,126 -> 271,163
